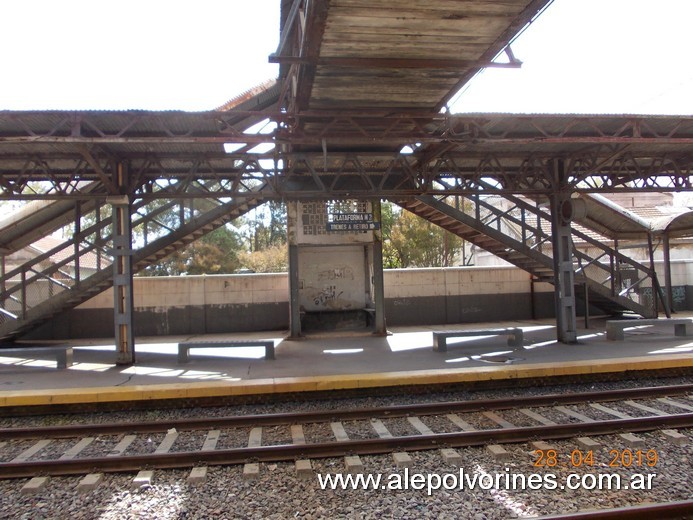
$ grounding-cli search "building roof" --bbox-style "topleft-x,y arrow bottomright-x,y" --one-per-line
30,236 -> 101,271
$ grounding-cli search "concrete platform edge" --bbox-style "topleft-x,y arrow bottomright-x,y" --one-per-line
1,354 -> 691,408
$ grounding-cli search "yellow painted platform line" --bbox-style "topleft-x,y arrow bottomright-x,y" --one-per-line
0,354 -> 691,408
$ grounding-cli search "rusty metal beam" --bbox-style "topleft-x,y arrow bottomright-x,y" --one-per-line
2,112 -> 692,141
1,113 -> 691,199
292,0 -> 330,110
437,0 -> 554,110
270,55 -> 523,70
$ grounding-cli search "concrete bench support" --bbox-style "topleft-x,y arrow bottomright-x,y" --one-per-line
432,328 -> 523,352
605,318 -> 693,341
178,340 -> 275,363
0,345 -> 73,369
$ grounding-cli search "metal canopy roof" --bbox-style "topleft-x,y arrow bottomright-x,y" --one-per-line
0,111 -> 691,199
652,211 -> 693,238
0,1 -> 691,204
574,193 -> 652,240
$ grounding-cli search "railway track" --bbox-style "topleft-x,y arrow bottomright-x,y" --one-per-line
538,500 -> 693,519
1,384 -> 691,483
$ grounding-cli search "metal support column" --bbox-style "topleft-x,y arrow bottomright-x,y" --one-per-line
663,233 -> 674,312
0,254 -> 5,306
288,244 -> 302,339
74,201 -> 81,285
372,201 -> 387,335
647,233 -> 659,317
583,282 -> 590,329
550,161 -> 577,343
111,163 -> 135,365
648,233 -> 671,318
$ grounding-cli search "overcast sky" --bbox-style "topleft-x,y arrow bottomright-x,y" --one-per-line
1,0 -> 691,114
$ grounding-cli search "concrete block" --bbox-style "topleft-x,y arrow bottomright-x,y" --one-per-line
661,429 -> 688,446
132,471 -> 153,489
331,422 -> 350,442
344,456 -> 364,474
486,444 -> 512,461
576,437 -> 601,449
531,441 -> 554,452
243,463 -> 260,480
21,476 -> 49,494
295,459 -> 313,478
291,425 -> 306,445
408,417 -> 434,436
77,473 -> 103,493
108,435 -> 136,457
202,430 -> 221,452
393,452 -> 413,468
371,419 -> 392,439
187,466 -> 208,485
440,448 -> 462,465
619,433 -> 645,448
248,427 -> 263,448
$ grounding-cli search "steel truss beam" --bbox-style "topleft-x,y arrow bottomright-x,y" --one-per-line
0,151 -> 690,200
0,112 -> 691,200
2,112 -> 692,145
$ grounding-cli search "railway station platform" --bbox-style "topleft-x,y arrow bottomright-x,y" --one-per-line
0,315 -> 692,408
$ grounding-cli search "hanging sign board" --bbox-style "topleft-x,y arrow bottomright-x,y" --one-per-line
326,212 -> 380,231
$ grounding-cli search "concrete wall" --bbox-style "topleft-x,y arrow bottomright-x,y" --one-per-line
33,273 -> 290,339
27,261 -> 693,339
657,259 -> 693,311
383,266 -> 555,325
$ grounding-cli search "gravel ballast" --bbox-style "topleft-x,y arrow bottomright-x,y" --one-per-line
0,376 -> 691,518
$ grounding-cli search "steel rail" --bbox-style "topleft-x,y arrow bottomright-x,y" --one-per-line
537,499 -> 693,519
1,413 -> 691,479
2,384 -> 692,440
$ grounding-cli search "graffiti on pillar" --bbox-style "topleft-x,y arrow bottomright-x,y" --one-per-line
672,286 -> 686,305
318,266 -> 354,282
313,285 -> 344,307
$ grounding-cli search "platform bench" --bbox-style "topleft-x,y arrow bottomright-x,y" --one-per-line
177,340 -> 275,363
0,345 -> 73,369
605,318 -> 693,341
432,328 -> 523,352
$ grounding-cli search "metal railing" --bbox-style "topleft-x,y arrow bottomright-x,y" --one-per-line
0,194 -> 228,329
430,181 -> 661,316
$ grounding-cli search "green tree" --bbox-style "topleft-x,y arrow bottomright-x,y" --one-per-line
144,226 -> 244,276
380,202 -> 402,268
388,210 -> 462,267
244,201 -> 287,252
238,244 -> 288,273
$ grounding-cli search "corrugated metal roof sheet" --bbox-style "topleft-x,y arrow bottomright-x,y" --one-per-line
215,79 -> 279,111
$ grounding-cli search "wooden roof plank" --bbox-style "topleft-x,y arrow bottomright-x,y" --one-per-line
293,0 -> 552,110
